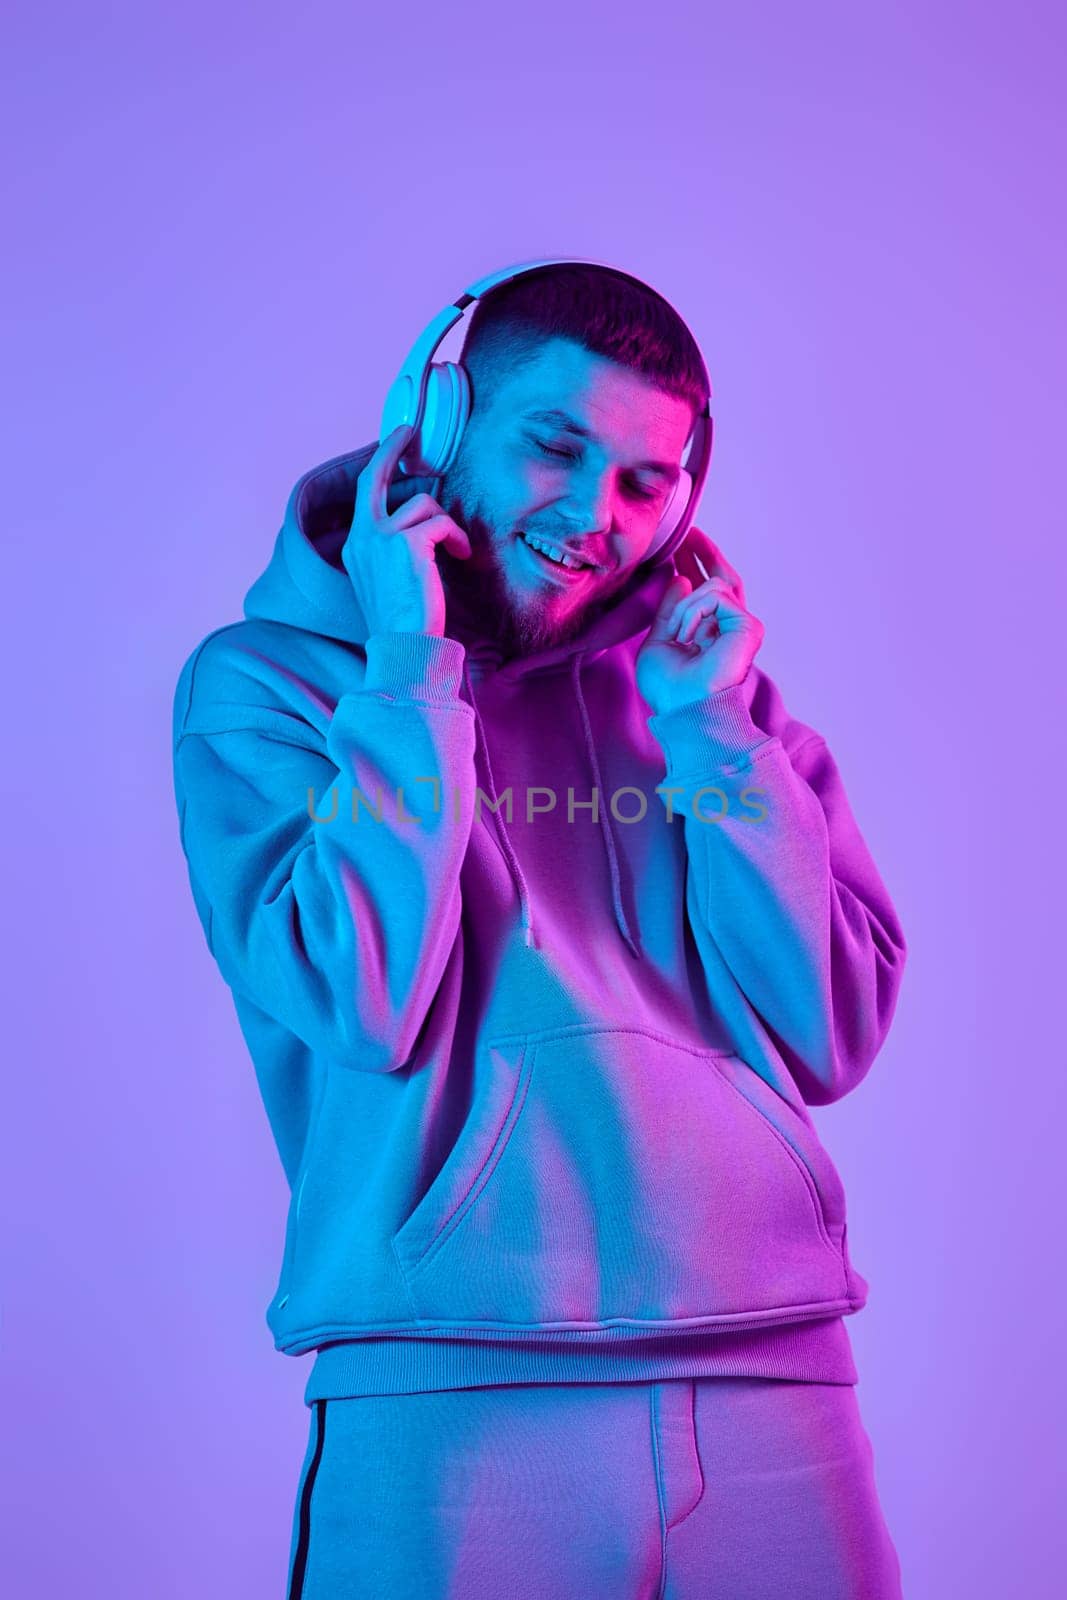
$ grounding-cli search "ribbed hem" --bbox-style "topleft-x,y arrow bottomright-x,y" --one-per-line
363,632 -> 469,701
303,1317 -> 857,1402
647,682 -> 774,774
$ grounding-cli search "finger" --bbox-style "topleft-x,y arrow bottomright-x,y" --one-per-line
675,544 -> 716,590
693,525 -> 743,577
676,597 -> 720,646
672,580 -> 749,643
695,571 -> 744,600
689,606 -> 763,654
367,424 -> 414,523
664,575 -> 733,635
678,531 -> 747,604
689,610 -> 724,648
646,576 -> 693,640
413,512 -> 473,560
386,473 -> 439,513
388,490 -> 446,529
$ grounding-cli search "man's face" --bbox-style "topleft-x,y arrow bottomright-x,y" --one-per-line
434,337 -> 696,656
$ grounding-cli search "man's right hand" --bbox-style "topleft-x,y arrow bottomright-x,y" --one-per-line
343,424 -> 473,638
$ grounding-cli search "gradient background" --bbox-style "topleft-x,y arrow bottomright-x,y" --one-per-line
3,2 -> 1064,1594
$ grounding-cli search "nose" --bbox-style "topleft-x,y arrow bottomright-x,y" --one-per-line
557,464 -> 615,539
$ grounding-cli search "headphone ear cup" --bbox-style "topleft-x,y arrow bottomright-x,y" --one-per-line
644,466 -> 692,561
402,361 -> 470,477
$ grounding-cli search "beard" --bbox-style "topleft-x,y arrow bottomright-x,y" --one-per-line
433,452 -> 631,659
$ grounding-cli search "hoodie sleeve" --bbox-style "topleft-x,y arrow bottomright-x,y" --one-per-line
647,677 -> 907,1106
172,630 -> 478,1073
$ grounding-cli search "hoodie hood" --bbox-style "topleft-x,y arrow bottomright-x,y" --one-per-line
243,439 -> 698,660
243,441 -> 715,958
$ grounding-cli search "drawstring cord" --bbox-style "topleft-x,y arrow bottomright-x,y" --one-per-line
462,657 -> 538,949
459,651 -> 641,960
571,652 -> 641,959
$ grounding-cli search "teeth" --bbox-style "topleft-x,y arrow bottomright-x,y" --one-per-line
522,532 -> 589,570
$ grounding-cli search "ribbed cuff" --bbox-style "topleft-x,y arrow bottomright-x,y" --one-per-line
648,682 -> 774,774
363,632 -> 469,701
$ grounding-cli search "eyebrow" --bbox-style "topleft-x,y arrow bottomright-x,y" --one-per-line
521,407 -> 681,483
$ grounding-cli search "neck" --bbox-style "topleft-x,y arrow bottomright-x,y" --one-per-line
444,591 -> 504,654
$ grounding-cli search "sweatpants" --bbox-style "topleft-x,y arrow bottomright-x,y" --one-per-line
285,1376 -> 904,1599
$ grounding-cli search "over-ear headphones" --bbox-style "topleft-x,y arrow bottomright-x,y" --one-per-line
379,256 -> 714,567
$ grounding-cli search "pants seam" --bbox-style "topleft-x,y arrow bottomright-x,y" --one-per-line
287,1398 -> 326,1600
672,1379 -> 704,1530
649,1384 -> 669,1600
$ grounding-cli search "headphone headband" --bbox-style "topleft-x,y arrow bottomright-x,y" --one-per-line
380,255 -> 713,565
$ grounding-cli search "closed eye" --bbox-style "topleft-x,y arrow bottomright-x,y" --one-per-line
533,439 -> 659,501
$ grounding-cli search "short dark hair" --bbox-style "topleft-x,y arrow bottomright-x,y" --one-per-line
458,263 -> 709,426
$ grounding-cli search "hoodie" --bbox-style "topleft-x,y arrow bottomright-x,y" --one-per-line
171,442 -> 907,1404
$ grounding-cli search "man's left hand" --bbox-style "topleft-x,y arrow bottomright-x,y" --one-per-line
635,533 -> 765,716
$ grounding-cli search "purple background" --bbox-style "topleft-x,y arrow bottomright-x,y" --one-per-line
3,2 -> 1064,1594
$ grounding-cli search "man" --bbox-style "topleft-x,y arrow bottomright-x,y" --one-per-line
172,263 -> 907,1597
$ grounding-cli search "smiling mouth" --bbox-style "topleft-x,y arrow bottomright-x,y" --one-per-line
517,531 -> 597,576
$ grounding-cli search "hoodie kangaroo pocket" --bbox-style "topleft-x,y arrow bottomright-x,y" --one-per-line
708,1050 -> 849,1247
391,1023 -> 851,1328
